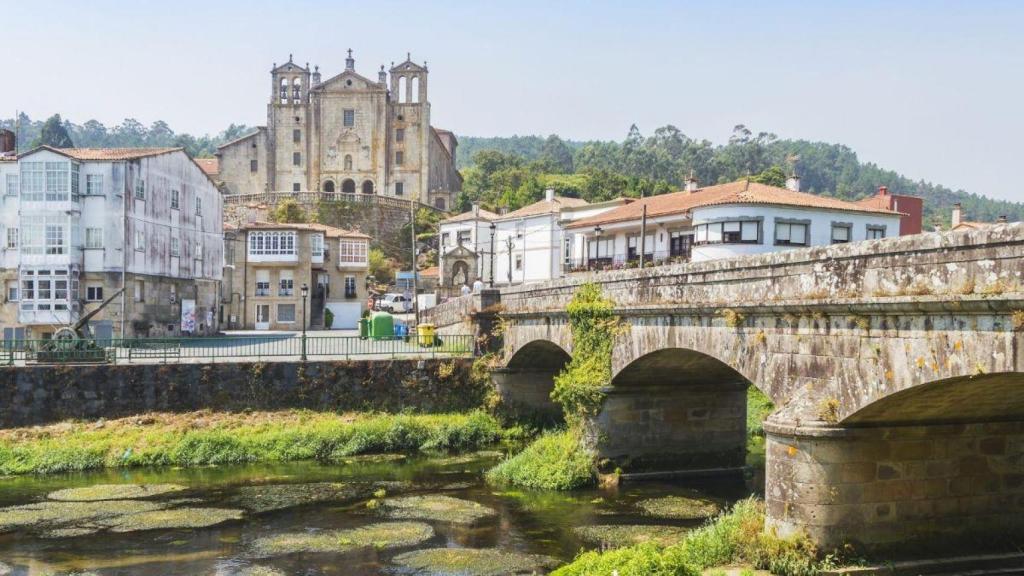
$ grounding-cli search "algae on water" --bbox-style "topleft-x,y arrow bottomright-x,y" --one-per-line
47,483 -> 187,502
573,524 -> 690,548
231,482 -> 367,514
102,507 -> 244,532
252,521 -> 434,556
0,499 -> 168,535
378,495 -> 498,525
392,547 -> 560,576
635,495 -> 721,520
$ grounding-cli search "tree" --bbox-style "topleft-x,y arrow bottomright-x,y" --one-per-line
538,134 -> 574,172
750,166 -> 787,188
368,248 -> 395,283
270,199 -> 308,223
32,114 -> 74,148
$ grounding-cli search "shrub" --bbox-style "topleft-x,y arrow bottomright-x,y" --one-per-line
486,429 -> 594,491
550,284 -> 617,419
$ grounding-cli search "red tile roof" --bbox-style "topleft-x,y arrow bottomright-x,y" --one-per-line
24,146 -> 182,161
499,196 -> 588,220
418,266 -> 439,277
239,221 -> 371,239
567,180 -> 900,229
442,208 -> 500,224
195,158 -> 219,176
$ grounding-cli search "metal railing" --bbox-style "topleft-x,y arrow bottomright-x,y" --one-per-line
565,250 -> 691,273
0,334 -> 477,366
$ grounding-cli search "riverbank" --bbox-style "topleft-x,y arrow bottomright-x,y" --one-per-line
0,409 -> 510,475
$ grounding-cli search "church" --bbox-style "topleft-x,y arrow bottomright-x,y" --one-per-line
216,50 -> 461,210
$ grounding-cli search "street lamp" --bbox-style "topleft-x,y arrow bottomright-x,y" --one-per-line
488,222 -> 497,288
300,283 -> 309,361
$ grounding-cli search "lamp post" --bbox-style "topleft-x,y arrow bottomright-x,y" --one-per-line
593,225 -> 602,268
300,283 -> 308,362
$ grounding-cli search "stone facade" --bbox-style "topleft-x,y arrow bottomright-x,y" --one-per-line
0,358 -> 479,428
216,51 -> 461,210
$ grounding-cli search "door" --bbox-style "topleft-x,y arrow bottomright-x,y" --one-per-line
255,304 -> 271,330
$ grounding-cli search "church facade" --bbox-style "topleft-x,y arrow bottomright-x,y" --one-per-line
217,50 -> 461,210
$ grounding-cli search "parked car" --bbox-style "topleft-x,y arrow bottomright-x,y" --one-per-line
376,293 -> 412,313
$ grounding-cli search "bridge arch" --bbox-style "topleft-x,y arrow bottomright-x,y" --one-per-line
492,339 -> 570,423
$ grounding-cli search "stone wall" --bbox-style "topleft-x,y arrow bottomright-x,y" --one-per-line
766,421 -> 1024,549
0,358 -> 480,428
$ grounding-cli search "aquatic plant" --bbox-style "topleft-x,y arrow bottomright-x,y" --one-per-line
0,499 -> 168,535
636,495 -> 721,520
47,483 -> 186,502
552,498 -> 839,576
377,495 -> 498,525
251,521 -> 434,556
486,429 -> 595,490
103,507 -> 243,532
573,524 -> 691,548
231,482 -> 367,514
392,547 -> 560,576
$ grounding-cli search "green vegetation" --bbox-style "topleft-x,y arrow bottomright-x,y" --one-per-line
486,429 -> 594,490
252,521 -> 434,556
392,547 -> 560,576
636,495 -> 721,520
47,483 -> 186,502
377,494 -> 498,525
457,127 -> 1024,227
269,198 -> 309,223
747,387 -> 774,468
487,283 -> 617,490
0,410 -> 504,476
231,482 -> 373,514
573,525 -> 691,548
552,498 -> 839,576
102,507 -> 243,532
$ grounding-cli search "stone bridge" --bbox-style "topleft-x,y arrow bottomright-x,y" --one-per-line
435,224 -> 1024,549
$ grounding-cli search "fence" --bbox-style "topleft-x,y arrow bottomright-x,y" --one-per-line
565,250 -> 691,273
0,334 -> 478,366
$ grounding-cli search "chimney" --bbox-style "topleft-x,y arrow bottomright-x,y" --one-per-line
499,206 -> 509,216
0,129 -> 14,155
998,215 -> 1008,223
952,203 -> 962,228
472,203 -> 480,217
878,185 -> 889,196
545,188 -> 555,202
785,174 -> 801,192
685,172 -> 699,193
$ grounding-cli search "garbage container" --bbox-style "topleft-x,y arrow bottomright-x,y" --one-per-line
394,323 -> 408,339
370,312 -> 395,340
417,323 -> 436,347
358,317 -> 369,339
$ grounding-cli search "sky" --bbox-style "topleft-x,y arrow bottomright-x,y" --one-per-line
2,0 -> 1022,202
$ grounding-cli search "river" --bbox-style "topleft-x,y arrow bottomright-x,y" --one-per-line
0,452 -> 761,575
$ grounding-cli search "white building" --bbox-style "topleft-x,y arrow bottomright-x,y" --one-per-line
437,205 -> 499,292
0,146 -> 223,339
565,178 -> 903,268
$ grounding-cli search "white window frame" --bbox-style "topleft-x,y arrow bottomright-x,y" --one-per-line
255,270 -> 271,297
20,162 -> 44,201
134,229 -> 145,252
85,174 -> 104,196
134,179 -> 145,200
195,196 -> 202,216
5,174 -> 18,197
170,236 -> 180,257
85,227 -> 103,249
86,285 -> 104,302
693,220 -> 761,245
774,221 -> 809,246
831,223 -> 852,244
248,231 -> 297,256
5,227 -> 17,249
277,303 -> 296,323
278,270 -> 294,296
170,189 -> 180,210
338,239 -> 368,265
866,225 -> 886,240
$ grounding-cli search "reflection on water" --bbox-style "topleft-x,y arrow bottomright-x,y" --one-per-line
0,453 -> 760,575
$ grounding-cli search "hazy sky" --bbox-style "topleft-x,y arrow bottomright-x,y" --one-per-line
3,0 -> 1022,202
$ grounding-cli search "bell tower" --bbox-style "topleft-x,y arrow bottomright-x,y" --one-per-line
267,55 -> 312,192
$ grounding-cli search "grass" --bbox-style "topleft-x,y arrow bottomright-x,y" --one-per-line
552,498 -> 840,576
0,410 -> 505,475
486,429 -> 595,490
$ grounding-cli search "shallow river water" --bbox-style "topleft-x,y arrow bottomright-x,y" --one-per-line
0,453 -> 759,575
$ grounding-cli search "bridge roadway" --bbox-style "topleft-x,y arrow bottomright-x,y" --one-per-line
427,223 -> 1024,550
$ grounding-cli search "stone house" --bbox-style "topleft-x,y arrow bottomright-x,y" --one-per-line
223,221 -> 369,330
216,51 -> 461,210
0,146 -> 223,340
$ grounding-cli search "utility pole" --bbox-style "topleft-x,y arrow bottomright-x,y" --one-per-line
410,198 -> 419,325
639,204 -> 648,268
488,222 -> 496,288
505,236 -> 515,285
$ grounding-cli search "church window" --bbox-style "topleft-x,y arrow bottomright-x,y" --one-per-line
343,109 -> 354,127
344,155 -> 353,171
435,197 -> 446,210
342,179 -> 355,194
395,151 -> 404,165
395,128 -> 404,142
395,182 -> 404,196
323,180 -> 335,193
279,78 -> 288,104
293,129 -> 301,143
398,77 -> 407,103
250,159 -> 258,173
361,180 -> 374,195
411,77 -> 420,102
293,152 -> 301,166
293,183 -> 301,192
292,78 -> 301,102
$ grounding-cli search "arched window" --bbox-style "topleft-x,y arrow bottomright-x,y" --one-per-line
411,76 -> 420,103
434,196 -> 446,210
279,78 -> 289,103
362,180 -> 374,195
341,179 -> 355,194
397,76 -> 407,103
292,77 -> 302,102
344,154 -> 352,171
322,180 -> 335,193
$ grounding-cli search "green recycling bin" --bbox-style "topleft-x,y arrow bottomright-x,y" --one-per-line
370,312 -> 395,340
358,317 -> 369,339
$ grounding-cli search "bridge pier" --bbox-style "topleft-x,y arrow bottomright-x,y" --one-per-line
490,367 -> 562,422
586,382 -> 748,473
765,419 -> 1024,550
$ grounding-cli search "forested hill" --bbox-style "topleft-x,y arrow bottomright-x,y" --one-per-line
456,126 -> 1024,229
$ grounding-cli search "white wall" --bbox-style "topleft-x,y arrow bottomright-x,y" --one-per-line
493,213 -> 559,285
